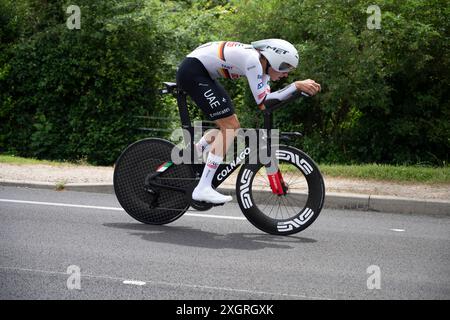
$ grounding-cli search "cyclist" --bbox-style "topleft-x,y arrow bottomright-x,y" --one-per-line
176,39 -> 321,204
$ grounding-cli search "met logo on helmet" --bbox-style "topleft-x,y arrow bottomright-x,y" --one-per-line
266,46 -> 288,55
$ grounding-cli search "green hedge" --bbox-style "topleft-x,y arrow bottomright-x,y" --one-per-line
218,0 -> 449,165
1,0 -> 448,166
1,0 -> 177,165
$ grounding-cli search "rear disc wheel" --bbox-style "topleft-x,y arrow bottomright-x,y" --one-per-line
113,138 -> 195,225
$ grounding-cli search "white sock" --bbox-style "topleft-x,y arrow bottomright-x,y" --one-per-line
195,136 -> 211,154
195,152 -> 222,190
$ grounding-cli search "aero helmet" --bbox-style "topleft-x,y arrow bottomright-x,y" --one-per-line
251,39 -> 299,72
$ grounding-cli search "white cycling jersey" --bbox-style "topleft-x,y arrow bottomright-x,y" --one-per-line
187,41 -> 297,108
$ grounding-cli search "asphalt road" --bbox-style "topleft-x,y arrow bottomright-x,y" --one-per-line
0,186 -> 449,300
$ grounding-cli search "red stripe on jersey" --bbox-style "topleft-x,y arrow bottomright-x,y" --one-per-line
218,41 -> 231,79
218,41 -> 226,60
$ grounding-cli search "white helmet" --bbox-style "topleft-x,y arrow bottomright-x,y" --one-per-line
251,39 -> 299,72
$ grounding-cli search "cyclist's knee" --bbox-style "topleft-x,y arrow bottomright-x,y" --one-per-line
216,115 -> 240,131
232,116 -> 241,130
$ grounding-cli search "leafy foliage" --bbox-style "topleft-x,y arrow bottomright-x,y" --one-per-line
218,0 -> 449,165
0,0 -> 448,166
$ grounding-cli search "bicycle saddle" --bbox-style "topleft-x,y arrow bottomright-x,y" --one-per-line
160,82 -> 178,94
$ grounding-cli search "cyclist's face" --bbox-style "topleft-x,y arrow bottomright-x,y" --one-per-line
268,67 -> 289,81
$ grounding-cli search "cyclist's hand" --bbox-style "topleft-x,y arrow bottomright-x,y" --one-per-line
294,80 -> 321,96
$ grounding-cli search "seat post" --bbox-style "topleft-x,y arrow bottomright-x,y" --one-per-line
176,90 -> 191,129
176,89 -> 195,164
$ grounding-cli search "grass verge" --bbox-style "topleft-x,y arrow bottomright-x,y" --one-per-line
1,154 -> 449,184
0,155 -> 91,166
320,163 -> 450,184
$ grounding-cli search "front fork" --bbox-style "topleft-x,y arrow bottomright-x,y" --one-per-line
265,159 -> 288,195
260,112 -> 289,195
267,168 -> 288,195
262,130 -> 288,196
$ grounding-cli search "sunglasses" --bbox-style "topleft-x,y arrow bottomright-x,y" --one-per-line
277,62 -> 295,72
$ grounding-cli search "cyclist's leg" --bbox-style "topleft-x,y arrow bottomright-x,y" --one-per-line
197,92 -> 241,157
195,128 -> 218,154
192,109 -> 240,203
191,114 -> 239,204
176,58 -> 236,203
211,114 -> 240,157
195,114 -> 240,156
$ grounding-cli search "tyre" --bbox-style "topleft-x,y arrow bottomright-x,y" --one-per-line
113,138 -> 195,225
236,145 -> 325,235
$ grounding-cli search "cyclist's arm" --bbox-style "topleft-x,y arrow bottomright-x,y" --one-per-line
266,80 -> 319,107
262,83 -> 299,108
244,56 -> 300,110
244,55 -> 271,108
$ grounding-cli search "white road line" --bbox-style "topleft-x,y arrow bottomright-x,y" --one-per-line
0,198 -> 124,211
0,265 -> 333,300
123,280 -> 146,286
0,198 -> 245,220
186,213 -> 246,220
390,228 -> 405,232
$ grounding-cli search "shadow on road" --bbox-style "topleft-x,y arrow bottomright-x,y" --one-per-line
103,223 -> 317,250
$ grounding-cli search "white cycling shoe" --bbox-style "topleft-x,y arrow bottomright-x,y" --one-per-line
192,186 -> 232,204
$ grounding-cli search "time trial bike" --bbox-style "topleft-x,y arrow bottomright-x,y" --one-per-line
113,82 -> 325,235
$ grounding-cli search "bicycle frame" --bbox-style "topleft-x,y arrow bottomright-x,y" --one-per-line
115,82 -> 323,234
149,82 -> 305,197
